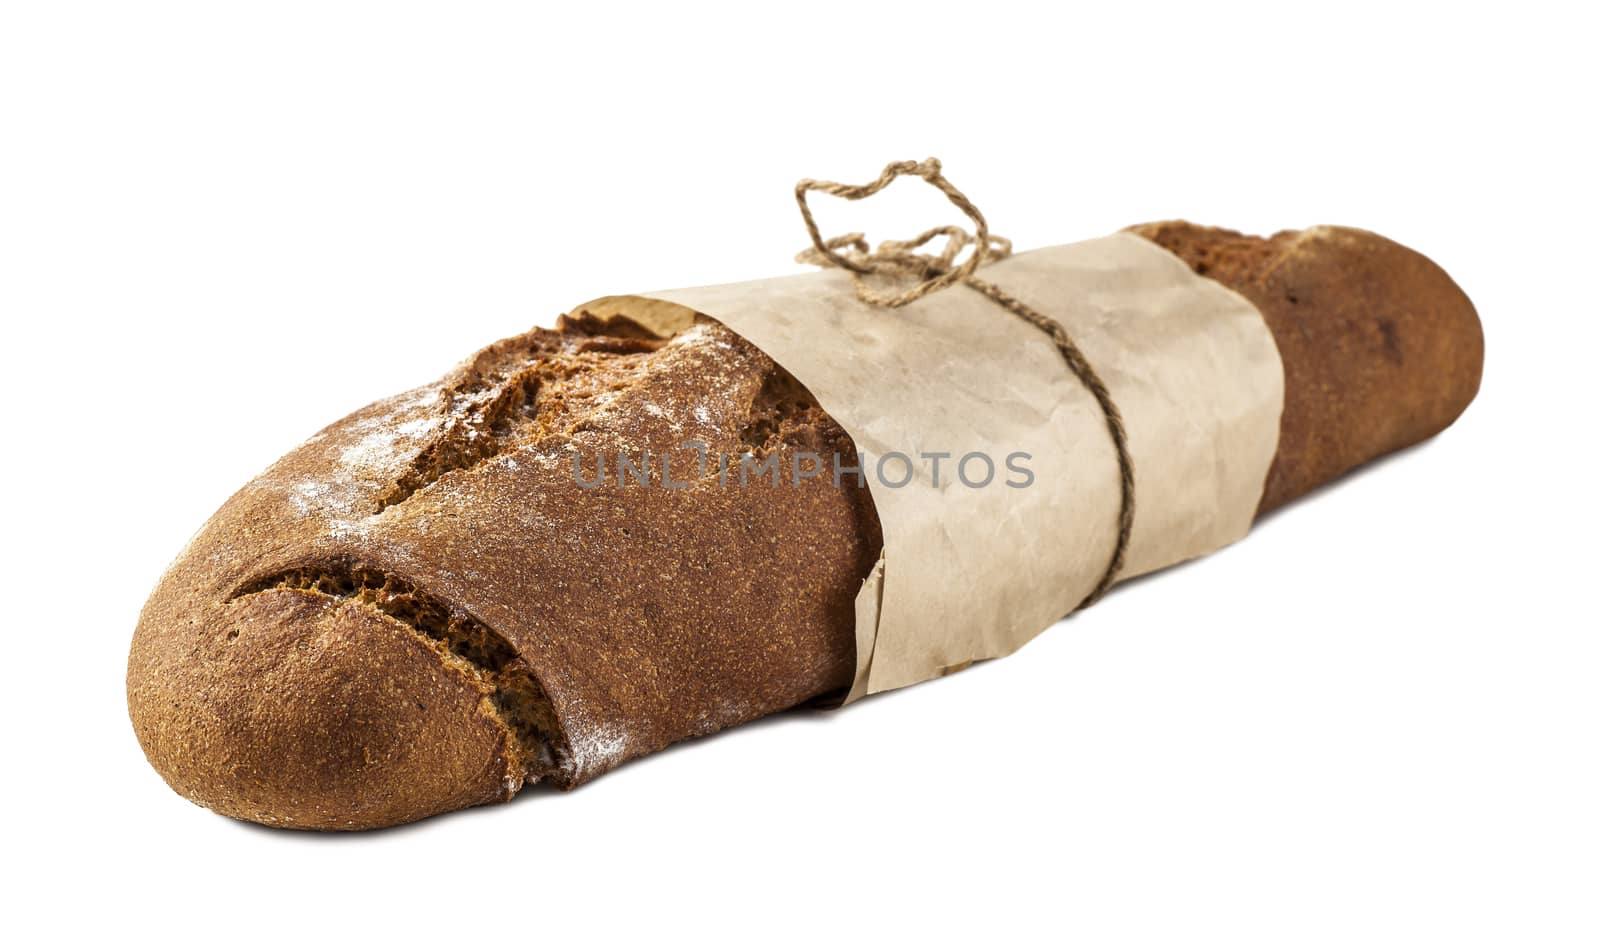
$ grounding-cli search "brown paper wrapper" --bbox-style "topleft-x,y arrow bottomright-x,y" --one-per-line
575,233 -> 1284,700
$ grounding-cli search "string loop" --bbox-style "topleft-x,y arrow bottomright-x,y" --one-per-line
793,159 -> 1134,609
795,158 -> 1010,308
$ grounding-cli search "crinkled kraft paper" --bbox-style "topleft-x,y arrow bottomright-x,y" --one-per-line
574,233 -> 1284,702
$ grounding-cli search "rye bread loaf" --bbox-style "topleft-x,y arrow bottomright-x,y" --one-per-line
126,223 -> 1483,830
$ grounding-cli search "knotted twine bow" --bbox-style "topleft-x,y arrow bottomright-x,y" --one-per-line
795,158 -> 1133,609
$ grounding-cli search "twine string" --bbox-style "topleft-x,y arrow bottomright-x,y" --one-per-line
794,158 -> 1133,609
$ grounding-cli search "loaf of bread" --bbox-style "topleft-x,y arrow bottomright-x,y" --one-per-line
126,223 -> 1483,830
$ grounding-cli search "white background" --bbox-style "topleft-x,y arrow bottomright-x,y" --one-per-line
3,2 -> 1595,928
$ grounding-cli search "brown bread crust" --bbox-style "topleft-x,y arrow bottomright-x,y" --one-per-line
128,586 -> 518,829
1127,223 -> 1484,512
128,224 -> 1483,829
129,318 -> 882,829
